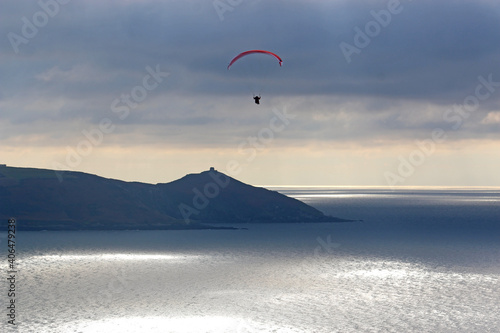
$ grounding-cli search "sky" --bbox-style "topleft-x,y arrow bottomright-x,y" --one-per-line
1,0 -> 500,186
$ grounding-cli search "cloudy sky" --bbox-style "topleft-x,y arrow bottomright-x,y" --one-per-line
1,0 -> 500,186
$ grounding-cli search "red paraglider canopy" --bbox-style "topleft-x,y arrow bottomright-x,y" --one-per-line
227,50 -> 282,70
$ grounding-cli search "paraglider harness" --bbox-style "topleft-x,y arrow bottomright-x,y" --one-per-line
253,95 -> 261,105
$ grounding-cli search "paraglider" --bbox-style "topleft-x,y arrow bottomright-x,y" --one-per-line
227,50 -> 282,104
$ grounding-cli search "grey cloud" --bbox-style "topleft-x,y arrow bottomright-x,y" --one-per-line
1,0 -> 499,149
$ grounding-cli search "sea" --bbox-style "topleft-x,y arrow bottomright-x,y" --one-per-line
2,187 -> 500,333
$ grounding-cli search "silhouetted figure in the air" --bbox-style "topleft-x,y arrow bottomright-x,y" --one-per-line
253,95 -> 261,105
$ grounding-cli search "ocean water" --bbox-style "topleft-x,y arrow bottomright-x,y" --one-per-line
2,187 -> 500,332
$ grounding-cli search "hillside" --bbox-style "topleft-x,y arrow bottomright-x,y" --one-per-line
0,165 -> 348,230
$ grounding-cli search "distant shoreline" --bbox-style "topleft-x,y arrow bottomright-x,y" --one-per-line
10,220 -> 358,232
9,223 -> 239,232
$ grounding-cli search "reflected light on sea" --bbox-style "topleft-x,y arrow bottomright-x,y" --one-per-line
68,316 -> 266,333
22,253 -> 204,263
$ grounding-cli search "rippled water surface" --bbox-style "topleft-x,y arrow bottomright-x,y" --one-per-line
2,188 -> 500,332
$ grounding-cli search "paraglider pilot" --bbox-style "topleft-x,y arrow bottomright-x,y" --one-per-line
253,95 -> 261,105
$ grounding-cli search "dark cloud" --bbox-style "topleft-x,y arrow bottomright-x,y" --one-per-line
1,0 -> 499,148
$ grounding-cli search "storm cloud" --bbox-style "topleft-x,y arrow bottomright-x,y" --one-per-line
1,0 -> 499,185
